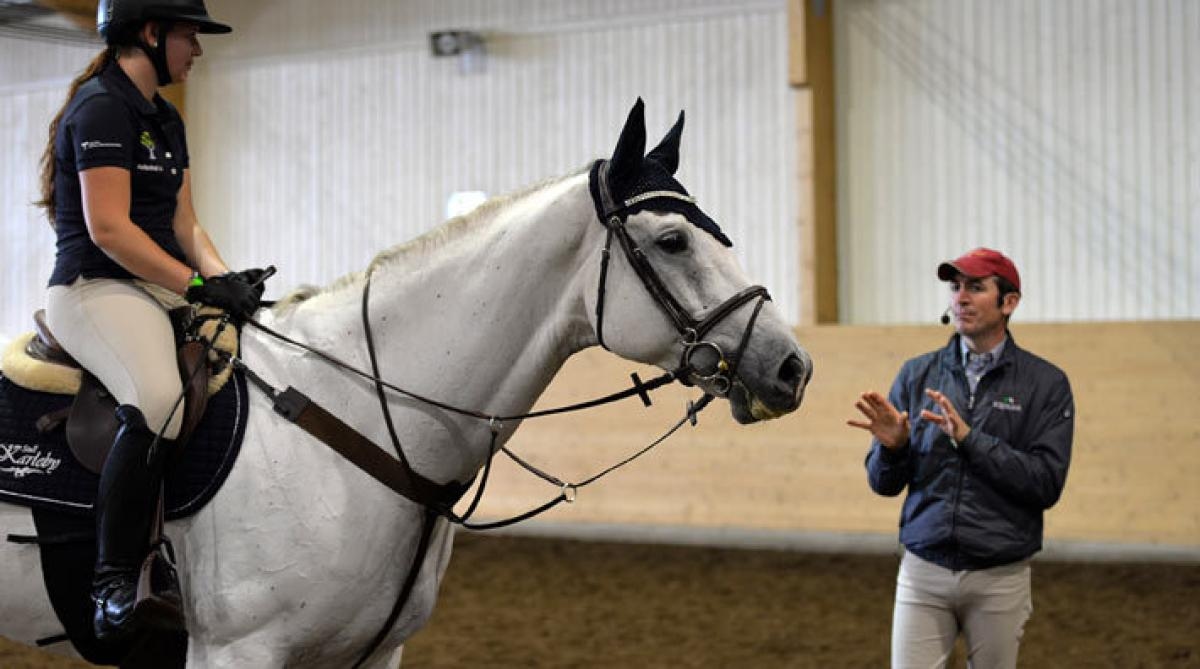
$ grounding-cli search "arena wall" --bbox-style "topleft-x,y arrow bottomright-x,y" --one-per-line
834,0 -> 1200,324
477,321 -> 1200,561
186,0 -> 803,320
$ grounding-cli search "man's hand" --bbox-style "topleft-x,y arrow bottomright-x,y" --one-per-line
848,391 -> 910,450
919,388 -> 971,443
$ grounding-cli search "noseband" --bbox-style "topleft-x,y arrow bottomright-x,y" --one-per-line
589,160 -> 771,396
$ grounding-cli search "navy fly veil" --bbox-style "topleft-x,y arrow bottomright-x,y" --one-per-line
587,101 -> 732,247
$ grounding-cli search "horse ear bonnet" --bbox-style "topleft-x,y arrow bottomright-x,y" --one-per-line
594,100 -> 733,248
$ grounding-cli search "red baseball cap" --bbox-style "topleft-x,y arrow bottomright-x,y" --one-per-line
936,247 -> 1021,292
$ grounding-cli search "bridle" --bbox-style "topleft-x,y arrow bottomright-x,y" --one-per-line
589,159 -> 771,397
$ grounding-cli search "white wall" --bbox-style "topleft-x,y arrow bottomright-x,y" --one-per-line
6,0 -> 1195,336
0,38 -> 99,337
188,0 -> 800,319
836,0 -> 1200,324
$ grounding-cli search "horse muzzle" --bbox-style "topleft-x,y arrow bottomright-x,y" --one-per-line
730,351 -> 811,424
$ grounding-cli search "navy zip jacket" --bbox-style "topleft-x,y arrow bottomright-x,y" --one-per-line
865,332 -> 1074,570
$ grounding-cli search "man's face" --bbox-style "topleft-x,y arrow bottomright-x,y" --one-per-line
947,273 -> 1018,338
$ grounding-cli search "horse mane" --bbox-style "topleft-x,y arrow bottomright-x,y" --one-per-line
272,165 -> 590,314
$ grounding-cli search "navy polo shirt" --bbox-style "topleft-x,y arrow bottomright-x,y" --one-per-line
48,61 -> 190,286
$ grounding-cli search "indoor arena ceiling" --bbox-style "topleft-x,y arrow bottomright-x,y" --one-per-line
0,0 -> 96,44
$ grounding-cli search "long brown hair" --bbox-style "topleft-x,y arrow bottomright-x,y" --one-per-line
36,48 -> 115,227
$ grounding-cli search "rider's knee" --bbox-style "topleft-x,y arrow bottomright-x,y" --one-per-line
130,379 -> 185,440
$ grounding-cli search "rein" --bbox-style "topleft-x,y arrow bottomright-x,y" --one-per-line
241,313 -> 680,424
237,274 -> 705,522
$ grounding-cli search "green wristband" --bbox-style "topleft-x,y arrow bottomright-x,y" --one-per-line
188,271 -> 205,287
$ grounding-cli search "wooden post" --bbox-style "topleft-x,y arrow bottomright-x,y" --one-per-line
790,0 -> 838,324
161,84 -> 187,118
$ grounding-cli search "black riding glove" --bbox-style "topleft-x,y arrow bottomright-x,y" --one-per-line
229,267 -> 270,303
185,273 -> 260,320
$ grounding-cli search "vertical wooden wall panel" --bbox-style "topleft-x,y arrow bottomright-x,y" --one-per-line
0,2 -> 797,335
0,38 -> 123,337
791,0 -> 838,325
0,80 -> 88,339
836,0 -> 1199,324
804,0 -> 838,323
185,0 -> 800,321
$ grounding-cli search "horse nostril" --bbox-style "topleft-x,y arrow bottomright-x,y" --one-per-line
778,354 -> 806,388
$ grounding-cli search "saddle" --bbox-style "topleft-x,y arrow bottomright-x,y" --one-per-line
7,308 -> 230,473
2,310 -> 248,669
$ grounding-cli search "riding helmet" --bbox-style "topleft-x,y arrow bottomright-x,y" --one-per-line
97,0 -> 232,44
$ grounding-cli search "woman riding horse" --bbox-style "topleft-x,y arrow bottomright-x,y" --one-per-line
36,0 -> 264,642
0,95 -> 814,666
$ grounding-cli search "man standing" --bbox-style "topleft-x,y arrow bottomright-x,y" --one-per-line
849,248 -> 1074,668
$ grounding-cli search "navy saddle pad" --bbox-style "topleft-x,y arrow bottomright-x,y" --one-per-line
0,370 -> 249,518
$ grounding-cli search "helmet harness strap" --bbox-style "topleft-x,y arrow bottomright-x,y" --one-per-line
135,20 -> 174,86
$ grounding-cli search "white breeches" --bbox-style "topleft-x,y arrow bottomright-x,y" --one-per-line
47,277 -> 184,439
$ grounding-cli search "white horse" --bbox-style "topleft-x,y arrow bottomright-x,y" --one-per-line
0,101 -> 811,667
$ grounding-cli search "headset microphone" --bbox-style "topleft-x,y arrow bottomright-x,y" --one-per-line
940,308 -> 951,325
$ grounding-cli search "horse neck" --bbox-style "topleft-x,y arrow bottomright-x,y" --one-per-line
277,173 -> 599,432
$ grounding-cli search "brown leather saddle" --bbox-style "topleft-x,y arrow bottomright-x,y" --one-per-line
28,308 -> 211,474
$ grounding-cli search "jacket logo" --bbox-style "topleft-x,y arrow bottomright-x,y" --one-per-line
992,395 -> 1022,412
139,131 -> 157,160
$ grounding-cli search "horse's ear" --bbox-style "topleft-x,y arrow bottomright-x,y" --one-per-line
646,110 -> 684,175
609,98 -> 647,188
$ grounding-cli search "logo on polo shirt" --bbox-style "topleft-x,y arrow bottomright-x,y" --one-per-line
80,140 -> 121,151
139,131 -> 157,160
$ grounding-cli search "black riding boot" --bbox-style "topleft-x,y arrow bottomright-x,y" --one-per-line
92,405 -> 184,641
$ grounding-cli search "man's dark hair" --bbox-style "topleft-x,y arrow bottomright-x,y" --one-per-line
994,276 -> 1019,308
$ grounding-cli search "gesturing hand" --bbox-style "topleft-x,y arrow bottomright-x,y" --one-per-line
848,391 -> 910,450
919,388 -> 971,443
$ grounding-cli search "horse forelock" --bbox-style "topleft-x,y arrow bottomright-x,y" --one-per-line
272,165 -> 592,313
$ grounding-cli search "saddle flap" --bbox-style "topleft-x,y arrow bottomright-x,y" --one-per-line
65,349 -> 211,477
176,341 -> 211,445
66,371 -> 119,475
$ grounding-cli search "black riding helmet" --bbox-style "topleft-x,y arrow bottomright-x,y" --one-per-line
97,0 -> 231,86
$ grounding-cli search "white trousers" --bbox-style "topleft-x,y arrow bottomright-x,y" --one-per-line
46,278 -> 184,439
892,550 -> 1032,669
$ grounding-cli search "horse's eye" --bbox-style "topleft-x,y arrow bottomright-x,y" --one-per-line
656,230 -> 689,254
